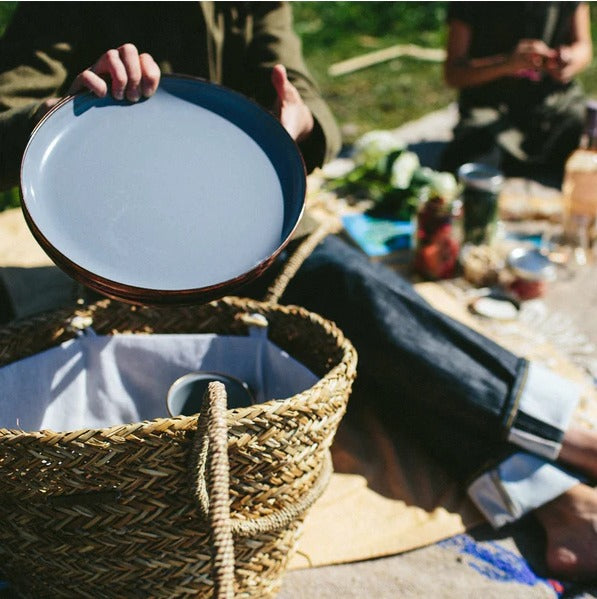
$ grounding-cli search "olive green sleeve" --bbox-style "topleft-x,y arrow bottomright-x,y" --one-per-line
0,4 -> 74,191
248,2 -> 341,172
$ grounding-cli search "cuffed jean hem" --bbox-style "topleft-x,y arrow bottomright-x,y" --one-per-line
506,361 -> 582,460
467,452 -> 581,528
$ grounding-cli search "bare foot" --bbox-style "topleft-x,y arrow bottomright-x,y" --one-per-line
559,427 -> 597,480
535,483 -> 597,579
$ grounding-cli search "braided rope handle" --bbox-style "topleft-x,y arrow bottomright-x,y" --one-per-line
263,221 -> 334,305
189,383 -> 334,597
191,382 -> 235,599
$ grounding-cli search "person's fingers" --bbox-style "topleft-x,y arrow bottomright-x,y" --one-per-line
531,41 -> 551,55
555,66 -> 573,83
117,43 -> 142,102
271,64 -> 286,106
518,39 -> 552,55
516,39 -> 556,69
270,64 -> 313,141
67,69 -> 109,97
93,49 -> 128,100
558,46 -> 572,66
139,53 -> 161,97
33,97 -> 61,125
66,45 -> 159,102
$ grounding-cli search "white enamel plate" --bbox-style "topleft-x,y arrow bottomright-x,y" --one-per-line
20,75 -> 306,304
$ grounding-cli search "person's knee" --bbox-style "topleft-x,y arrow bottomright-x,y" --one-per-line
441,106 -> 508,173
441,128 -> 503,173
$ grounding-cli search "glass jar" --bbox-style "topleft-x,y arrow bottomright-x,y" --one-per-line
413,195 -> 461,280
506,247 -> 556,300
457,163 -> 504,246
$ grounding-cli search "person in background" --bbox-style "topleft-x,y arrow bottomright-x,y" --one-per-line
0,1 -> 595,581
441,2 -> 593,184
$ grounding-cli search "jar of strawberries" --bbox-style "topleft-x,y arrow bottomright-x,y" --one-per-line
413,194 -> 462,280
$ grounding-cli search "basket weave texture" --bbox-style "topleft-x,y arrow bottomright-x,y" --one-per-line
0,294 -> 357,598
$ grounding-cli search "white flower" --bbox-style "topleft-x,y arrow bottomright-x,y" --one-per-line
430,171 -> 458,200
390,151 -> 420,189
353,130 -> 405,168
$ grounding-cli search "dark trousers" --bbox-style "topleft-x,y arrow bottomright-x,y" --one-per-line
244,235 -> 527,482
440,83 -> 586,187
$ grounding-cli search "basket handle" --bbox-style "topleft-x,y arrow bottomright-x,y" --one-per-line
189,383 -> 333,597
191,381 -> 235,599
263,221 -> 334,305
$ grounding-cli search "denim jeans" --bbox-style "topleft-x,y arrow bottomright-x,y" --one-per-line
243,234 -> 570,484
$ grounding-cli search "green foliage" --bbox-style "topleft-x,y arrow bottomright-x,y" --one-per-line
0,1 -> 16,36
293,1 -> 447,47
0,186 -> 20,211
328,136 -> 458,221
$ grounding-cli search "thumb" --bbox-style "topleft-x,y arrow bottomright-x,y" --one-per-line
271,64 -> 292,104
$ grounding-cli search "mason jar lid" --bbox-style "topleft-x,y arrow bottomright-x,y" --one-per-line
457,163 -> 504,193
507,247 -> 556,282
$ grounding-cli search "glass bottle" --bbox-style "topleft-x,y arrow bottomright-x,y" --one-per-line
561,100 -> 597,264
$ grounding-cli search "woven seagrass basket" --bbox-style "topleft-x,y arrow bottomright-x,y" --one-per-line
0,227 -> 357,598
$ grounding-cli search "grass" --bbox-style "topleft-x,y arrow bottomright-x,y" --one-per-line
292,2 -> 455,142
0,1 -> 15,37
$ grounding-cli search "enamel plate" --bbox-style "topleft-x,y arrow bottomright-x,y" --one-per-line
20,75 -> 306,304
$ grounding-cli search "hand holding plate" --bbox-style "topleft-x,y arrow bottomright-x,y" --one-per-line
271,64 -> 314,143
67,44 -> 161,102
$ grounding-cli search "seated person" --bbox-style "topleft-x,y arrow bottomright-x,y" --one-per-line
441,1 -> 593,184
0,1 -> 595,581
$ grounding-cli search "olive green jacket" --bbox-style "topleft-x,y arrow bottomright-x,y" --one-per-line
0,1 -> 340,190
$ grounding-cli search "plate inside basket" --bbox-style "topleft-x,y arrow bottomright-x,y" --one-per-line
20,75 -> 306,304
